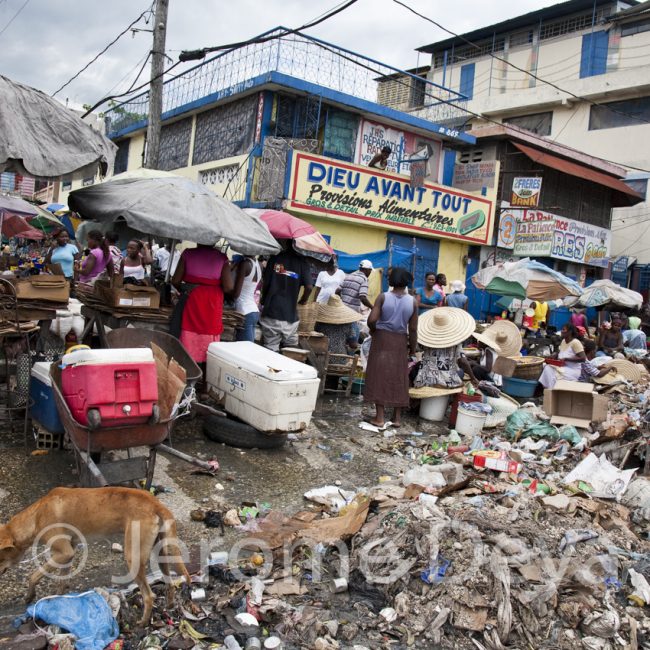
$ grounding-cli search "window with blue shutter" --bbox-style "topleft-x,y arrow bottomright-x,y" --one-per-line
580,31 -> 608,78
459,63 -> 475,99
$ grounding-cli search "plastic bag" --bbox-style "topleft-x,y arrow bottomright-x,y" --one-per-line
505,409 -> 557,440
15,591 -> 119,650
505,409 -> 581,443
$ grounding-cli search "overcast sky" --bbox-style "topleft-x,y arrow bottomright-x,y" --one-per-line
2,0 -> 554,110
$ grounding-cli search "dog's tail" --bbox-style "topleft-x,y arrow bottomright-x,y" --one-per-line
157,514 -> 191,587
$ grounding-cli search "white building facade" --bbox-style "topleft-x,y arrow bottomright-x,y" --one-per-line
397,0 -> 650,287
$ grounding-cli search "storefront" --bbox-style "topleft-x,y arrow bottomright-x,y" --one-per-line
284,152 -> 496,291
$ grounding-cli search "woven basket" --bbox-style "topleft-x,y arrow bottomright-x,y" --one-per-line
511,355 -> 544,380
297,302 -> 318,333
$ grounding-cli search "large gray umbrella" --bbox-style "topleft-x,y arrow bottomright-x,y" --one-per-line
68,172 -> 280,255
0,74 -> 116,178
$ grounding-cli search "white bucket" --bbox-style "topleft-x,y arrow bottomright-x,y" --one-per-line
456,405 -> 487,436
420,395 -> 449,421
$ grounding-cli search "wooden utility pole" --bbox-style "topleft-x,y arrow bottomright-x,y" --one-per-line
144,0 -> 169,169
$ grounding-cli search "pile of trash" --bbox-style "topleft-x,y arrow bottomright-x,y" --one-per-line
6,373 -> 650,649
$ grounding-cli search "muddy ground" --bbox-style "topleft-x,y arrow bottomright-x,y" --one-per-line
0,394 -> 447,645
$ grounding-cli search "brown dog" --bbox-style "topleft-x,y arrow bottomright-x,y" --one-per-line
0,487 -> 190,624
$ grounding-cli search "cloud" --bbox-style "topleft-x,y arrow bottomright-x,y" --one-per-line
1,0 -> 553,109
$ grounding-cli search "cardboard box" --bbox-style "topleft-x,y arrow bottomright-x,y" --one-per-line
15,275 -> 69,303
473,452 -> 522,475
94,279 -> 160,310
543,379 -> 608,428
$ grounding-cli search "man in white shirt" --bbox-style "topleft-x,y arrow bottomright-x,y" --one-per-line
154,244 -> 171,271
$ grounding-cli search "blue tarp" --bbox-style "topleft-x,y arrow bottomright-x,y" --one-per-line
15,591 -> 119,650
334,245 -> 414,273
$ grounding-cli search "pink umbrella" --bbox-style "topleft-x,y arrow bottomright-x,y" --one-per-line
245,208 -> 333,262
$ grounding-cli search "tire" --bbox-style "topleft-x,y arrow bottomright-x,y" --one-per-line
148,404 -> 160,425
202,414 -> 287,449
87,408 -> 101,430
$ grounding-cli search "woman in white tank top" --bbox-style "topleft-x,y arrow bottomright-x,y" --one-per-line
233,255 -> 261,341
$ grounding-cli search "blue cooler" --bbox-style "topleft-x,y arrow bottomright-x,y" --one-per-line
30,362 -> 64,434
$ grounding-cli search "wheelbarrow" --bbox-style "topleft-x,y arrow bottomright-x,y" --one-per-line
50,330 -> 213,488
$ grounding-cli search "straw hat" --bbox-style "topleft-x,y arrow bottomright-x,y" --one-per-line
593,358 -> 642,384
417,307 -> 476,349
316,295 -> 362,325
409,386 -> 463,399
471,320 -> 522,358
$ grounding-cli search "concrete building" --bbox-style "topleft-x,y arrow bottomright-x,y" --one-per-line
380,0 -> 650,291
81,29 -> 498,290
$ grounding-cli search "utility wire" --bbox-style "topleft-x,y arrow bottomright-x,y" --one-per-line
52,2 -> 155,98
392,0 -> 650,130
308,36 -> 650,175
178,0 -> 359,61
0,0 -> 30,38
84,0 -> 360,117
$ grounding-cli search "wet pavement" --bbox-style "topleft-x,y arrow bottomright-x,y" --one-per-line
0,395 -> 448,635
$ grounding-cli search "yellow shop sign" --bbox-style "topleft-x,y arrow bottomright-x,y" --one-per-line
287,153 -> 494,244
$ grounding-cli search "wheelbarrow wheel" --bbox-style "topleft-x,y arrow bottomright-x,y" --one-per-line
87,408 -> 101,430
203,414 -> 287,449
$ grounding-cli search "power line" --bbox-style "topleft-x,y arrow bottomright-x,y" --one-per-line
392,0 -> 650,131
178,0 -> 359,61
309,35 -> 650,175
52,2 -> 155,98
0,0 -> 30,38
104,48 -> 152,98
84,0 -> 360,117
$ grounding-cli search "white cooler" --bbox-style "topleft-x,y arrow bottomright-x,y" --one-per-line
206,342 -> 320,432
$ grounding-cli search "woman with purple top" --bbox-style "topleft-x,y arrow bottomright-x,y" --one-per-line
364,267 -> 418,428
76,230 -> 114,284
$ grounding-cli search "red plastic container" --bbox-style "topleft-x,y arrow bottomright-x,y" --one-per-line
61,349 -> 158,427
544,358 -> 566,367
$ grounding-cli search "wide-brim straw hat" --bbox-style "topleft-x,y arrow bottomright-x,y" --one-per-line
409,386 -> 463,399
418,307 -> 476,349
593,359 -> 642,384
316,295 -> 362,325
472,320 -> 522,358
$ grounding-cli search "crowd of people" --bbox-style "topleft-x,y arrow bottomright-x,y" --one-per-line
9,227 -> 650,413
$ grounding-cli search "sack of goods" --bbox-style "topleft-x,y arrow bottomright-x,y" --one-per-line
61,347 -> 159,428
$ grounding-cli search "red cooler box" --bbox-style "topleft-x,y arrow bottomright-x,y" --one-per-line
61,348 -> 158,428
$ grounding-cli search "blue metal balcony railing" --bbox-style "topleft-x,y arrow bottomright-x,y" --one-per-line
104,28 -> 468,137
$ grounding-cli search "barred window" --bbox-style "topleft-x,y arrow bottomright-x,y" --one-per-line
539,8 -> 610,41
192,95 -> 258,166
158,118 -> 192,171
113,139 -> 130,175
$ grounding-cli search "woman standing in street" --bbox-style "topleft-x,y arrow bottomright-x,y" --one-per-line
76,230 -> 114,284
433,273 -> 447,303
172,244 -> 234,366
120,239 -> 153,285
364,267 -> 418,428
232,255 -> 262,342
415,272 -> 443,314
312,256 -> 345,304
45,230 -> 80,280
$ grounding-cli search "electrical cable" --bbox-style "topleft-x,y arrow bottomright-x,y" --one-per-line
104,48 -> 152,97
84,0 -> 359,117
177,0 -> 359,61
52,1 -> 155,98
0,0 -> 30,38
307,35 -> 650,174
392,0 -> 650,130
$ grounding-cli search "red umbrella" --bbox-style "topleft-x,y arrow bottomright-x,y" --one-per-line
245,208 -> 333,261
1,213 -> 45,239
